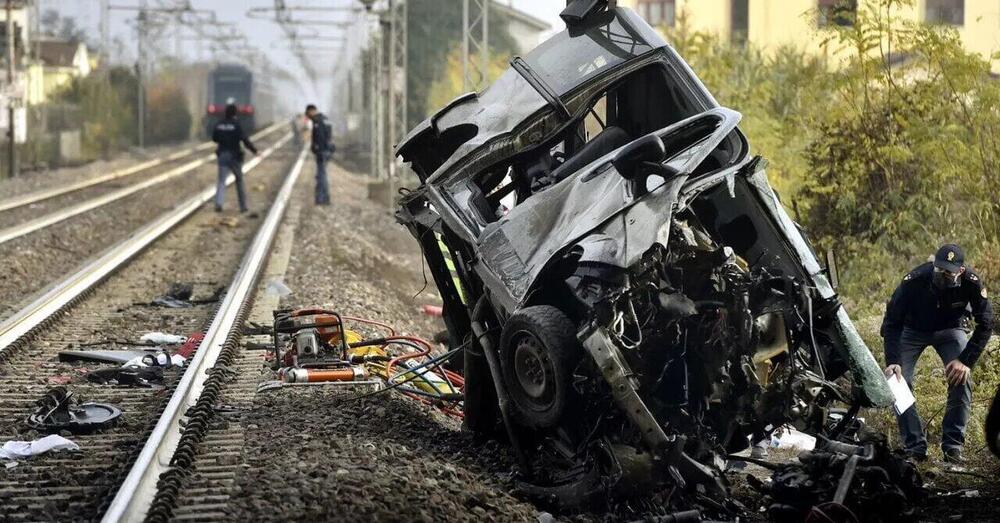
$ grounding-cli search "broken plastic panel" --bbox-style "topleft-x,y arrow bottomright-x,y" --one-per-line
26,387 -> 122,433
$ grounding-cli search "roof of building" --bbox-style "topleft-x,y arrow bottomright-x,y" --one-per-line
38,39 -> 84,68
491,2 -> 551,32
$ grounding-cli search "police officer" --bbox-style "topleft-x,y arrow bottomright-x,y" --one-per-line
211,103 -> 258,212
306,104 -> 334,206
881,244 -> 994,462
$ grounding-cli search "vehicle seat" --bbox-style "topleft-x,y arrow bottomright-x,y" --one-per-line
548,126 -> 630,185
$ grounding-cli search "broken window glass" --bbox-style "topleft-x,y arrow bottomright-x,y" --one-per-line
523,13 -> 654,95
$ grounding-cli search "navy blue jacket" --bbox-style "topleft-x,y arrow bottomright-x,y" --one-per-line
310,113 -> 334,156
212,118 -> 257,161
881,262 -> 994,367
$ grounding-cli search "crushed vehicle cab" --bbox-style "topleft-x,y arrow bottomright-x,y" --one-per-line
396,2 -> 893,511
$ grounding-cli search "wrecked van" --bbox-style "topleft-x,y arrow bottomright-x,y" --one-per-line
396,2 -> 893,510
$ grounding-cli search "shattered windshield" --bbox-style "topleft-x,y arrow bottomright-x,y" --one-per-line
523,9 -> 658,95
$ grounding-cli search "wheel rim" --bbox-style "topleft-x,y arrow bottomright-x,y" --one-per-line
512,331 -> 556,409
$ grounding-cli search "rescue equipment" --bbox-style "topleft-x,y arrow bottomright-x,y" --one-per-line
264,308 -> 464,416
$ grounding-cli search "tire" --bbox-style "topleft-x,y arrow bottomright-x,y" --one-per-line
499,305 -> 581,430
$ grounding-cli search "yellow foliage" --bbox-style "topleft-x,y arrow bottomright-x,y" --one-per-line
427,45 -> 515,111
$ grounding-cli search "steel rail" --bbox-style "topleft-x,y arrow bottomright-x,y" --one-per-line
0,132 -> 294,354
0,122 -> 282,214
101,147 -> 308,523
0,124 -> 285,246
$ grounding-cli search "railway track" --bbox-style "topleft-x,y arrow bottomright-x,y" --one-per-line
0,123 -> 284,243
0,128 -> 290,324
0,136 -> 303,522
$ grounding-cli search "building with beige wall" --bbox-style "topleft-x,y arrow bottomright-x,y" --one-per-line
619,1 -> 1000,69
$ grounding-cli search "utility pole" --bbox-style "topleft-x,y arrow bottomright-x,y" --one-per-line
100,0 -> 110,61
6,0 -> 17,178
137,3 -> 145,149
374,17 -> 386,184
111,1 -> 195,149
367,18 -> 377,182
462,0 -> 488,92
386,0 -> 407,209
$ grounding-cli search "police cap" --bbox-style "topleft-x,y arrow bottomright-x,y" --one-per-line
934,243 -> 965,273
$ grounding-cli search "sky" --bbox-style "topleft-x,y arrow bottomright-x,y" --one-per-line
42,1 -> 567,113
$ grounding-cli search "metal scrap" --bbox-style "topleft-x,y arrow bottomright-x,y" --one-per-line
751,431 -> 925,522
26,387 -> 123,433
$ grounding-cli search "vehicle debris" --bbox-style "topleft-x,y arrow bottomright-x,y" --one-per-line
58,349 -> 161,365
394,0 -> 893,515
0,434 -> 80,460
140,332 -> 187,345
146,282 -> 224,308
26,387 -> 122,433
86,365 -> 164,388
264,278 -> 293,297
749,431 -> 924,522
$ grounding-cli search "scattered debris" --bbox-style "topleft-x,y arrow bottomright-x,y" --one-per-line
264,278 -> 293,297
58,349 -> 160,365
148,282 -> 224,308
751,431 -> 925,522
87,365 -> 164,387
0,434 -> 79,460
151,296 -> 191,308
420,304 -> 443,317
770,427 -> 818,451
46,375 -> 73,385
626,510 -> 702,523
26,387 -> 123,433
122,352 -> 185,368
174,332 -> 204,359
140,332 -> 187,345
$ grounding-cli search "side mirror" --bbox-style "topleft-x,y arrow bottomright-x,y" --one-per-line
612,134 -> 666,180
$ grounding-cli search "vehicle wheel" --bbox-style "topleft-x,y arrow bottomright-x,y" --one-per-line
499,305 -> 580,430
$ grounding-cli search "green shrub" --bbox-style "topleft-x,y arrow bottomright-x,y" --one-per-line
670,0 -> 1000,455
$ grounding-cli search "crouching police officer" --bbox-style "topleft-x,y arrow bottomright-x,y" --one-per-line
881,244 -> 994,462
211,103 -> 258,212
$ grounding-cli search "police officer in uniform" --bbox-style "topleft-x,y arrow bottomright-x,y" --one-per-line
881,244 -> 993,462
211,103 -> 258,212
306,104 -> 334,206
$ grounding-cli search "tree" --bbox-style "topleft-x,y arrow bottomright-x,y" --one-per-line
40,9 -> 87,43
145,81 -> 192,145
406,0 -> 519,127
51,66 -> 138,157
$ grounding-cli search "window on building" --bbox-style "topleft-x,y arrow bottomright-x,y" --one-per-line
731,0 -> 749,46
637,0 -> 677,28
817,0 -> 857,27
926,0 -> 964,25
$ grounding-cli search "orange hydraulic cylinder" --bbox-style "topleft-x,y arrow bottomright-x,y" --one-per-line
282,366 -> 368,383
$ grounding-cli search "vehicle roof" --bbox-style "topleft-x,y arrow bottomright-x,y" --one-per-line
395,7 -> 667,183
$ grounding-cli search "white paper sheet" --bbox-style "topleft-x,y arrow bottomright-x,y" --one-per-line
0,434 -> 79,460
887,374 -> 915,415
